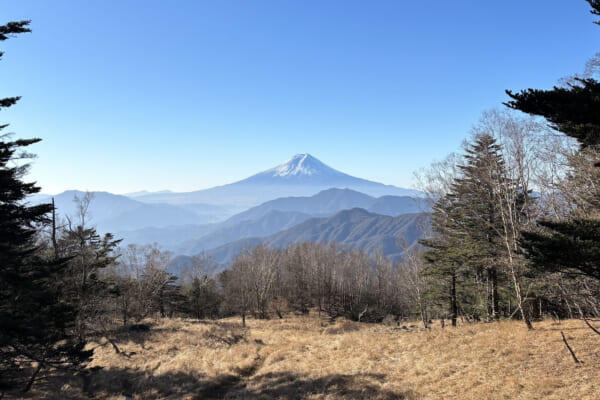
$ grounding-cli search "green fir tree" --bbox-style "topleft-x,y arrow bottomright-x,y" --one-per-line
0,21 -> 91,392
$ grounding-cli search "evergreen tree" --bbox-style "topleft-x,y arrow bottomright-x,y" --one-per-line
421,135 -> 505,322
0,21 -> 90,391
420,196 -> 468,327
452,135 -> 508,321
58,222 -> 121,340
421,134 -> 533,325
506,0 -> 600,284
185,276 -> 221,319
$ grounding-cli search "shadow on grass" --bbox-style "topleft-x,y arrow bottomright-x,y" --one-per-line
13,367 -> 210,400
15,369 -> 414,400
101,320 -> 249,350
197,371 -> 414,400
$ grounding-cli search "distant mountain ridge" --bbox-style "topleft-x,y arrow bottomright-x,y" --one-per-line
176,210 -> 314,255
223,188 -> 426,226
31,187 -> 427,255
202,209 -> 430,266
133,154 -> 420,207
221,188 -> 375,226
30,154 -> 426,266
30,190 -> 235,234
170,188 -> 428,254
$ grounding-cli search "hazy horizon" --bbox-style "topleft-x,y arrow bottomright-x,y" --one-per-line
35,152 -> 416,196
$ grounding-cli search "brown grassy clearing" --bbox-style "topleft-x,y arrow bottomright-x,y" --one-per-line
8,315 -> 600,399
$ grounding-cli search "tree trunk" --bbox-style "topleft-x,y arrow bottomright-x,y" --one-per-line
496,189 -> 533,330
420,302 -> 428,329
486,267 -> 499,321
451,273 -> 457,327
51,198 -> 58,259
487,268 -> 493,321
492,267 -> 499,320
512,270 -> 533,330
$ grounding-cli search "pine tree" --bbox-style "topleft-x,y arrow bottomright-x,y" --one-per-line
0,20 -> 90,392
421,134 -> 534,327
452,135 -> 508,321
185,276 -> 221,319
421,135 -> 506,322
420,195 -> 468,327
59,223 -> 121,340
506,0 -> 600,283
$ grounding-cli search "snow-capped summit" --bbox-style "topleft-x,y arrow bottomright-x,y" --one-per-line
266,154 -> 341,178
244,153 -> 351,184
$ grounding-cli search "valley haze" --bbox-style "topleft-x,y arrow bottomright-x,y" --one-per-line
32,154 -> 427,268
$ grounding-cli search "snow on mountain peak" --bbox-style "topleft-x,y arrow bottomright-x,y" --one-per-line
270,154 -> 333,177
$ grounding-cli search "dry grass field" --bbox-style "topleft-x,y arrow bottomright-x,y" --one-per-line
9,314 -> 600,399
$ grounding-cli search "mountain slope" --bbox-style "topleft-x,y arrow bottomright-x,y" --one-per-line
223,188 -> 375,226
133,154 -> 420,207
367,195 -> 425,216
205,209 -> 430,265
174,189 -> 426,255
176,210 -> 314,255
266,209 -> 427,257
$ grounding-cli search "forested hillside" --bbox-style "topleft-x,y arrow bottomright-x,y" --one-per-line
198,209 -> 428,265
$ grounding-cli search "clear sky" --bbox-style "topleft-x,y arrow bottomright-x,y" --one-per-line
0,0 -> 598,194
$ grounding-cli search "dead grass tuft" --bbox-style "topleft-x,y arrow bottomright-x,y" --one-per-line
323,320 -> 362,335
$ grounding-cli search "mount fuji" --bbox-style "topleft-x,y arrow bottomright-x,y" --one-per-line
243,154 -> 364,185
134,154 -> 419,207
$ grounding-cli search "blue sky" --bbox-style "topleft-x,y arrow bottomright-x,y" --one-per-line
0,0 -> 598,194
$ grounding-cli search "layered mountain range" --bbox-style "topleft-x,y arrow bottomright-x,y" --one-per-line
33,154 -> 429,268
201,209 -> 430,266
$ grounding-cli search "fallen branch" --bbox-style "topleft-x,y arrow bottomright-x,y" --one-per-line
561,331 -> 581,364
582,317 -> 600,337
107,338 -> 121,354
575,304 -> 600,337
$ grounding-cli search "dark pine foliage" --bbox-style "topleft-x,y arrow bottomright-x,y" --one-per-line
588,0 -> 600,24
0,20 -> 91,392
505,1 -> 600,284
420,134 -> 521,324
505,78 -> 600,148
506,0 -> 600,150
521,219 -> 600,281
